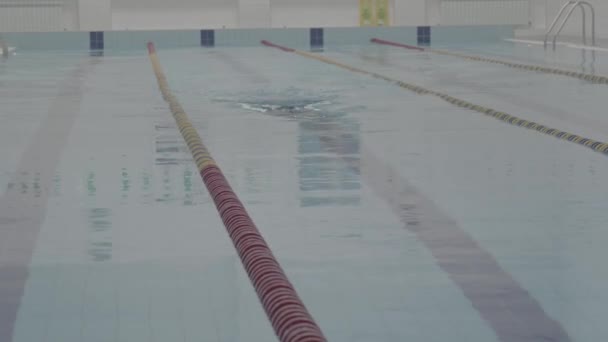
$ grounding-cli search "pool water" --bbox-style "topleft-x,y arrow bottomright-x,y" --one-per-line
1,39 -> 607,342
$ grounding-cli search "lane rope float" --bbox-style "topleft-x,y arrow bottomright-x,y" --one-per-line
371,38 -> 608,84
147,42 -> 327,342
260,40 -> 608,156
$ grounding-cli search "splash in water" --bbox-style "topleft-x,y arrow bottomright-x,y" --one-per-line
213,87 -> 365,121
238,100 -> 331,115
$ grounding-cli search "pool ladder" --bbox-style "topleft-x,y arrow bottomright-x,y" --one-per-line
544,1 -> 595,48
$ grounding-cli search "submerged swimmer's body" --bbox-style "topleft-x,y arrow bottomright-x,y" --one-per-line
237,99 -> 334,120
0,37 -> 15,57
0,39 -> 8,57
260,104 -> 307,114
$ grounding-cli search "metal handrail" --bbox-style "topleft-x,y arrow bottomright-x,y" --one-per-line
554,1 -> 586,46
544,1 -> 595,48
553,1 -> 595,46
544,1 -> 577,46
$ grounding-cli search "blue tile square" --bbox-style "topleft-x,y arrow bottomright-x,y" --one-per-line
200,30 -> 215,47
417,26 -> 431,46
310,28 -> 324,49
417,26 -> 431,36
89,31 -> 104,50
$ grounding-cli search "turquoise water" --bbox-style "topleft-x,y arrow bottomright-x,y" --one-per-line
1,37 -> 607,342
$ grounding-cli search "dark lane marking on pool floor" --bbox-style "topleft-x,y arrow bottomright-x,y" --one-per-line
314,125 -> 571,342
207,46 -> 571,341
353,51 -> 608,136
0,57 -> 99,341
262,40 -> 608,158
371,38 -> 608,84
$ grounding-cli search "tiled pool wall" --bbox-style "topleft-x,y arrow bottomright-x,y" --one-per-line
3,26 -> 516,52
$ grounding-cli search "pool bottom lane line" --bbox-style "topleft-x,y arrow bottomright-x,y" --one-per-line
371,38 -> 608,84
0,57 -> 100,342
211,44 -> 571,341
261,40 -> 608,158
312,121 -> 571,342
146,42 -> 326,342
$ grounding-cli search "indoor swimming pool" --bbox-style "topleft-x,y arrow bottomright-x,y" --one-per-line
1,30 -> 607,342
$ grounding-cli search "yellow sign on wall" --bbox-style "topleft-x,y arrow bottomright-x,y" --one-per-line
375,0 -> 390,26
359,0 -> 374,26
360,0 -> 390,27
